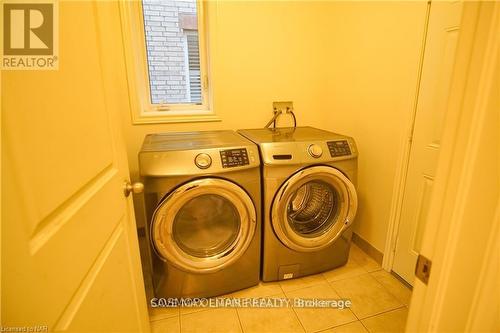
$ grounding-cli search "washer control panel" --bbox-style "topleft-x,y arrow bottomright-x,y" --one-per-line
327,140 -> 352,157
220,148 -> 249,168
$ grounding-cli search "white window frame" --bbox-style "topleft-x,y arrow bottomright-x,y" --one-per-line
120,0 -> 218,124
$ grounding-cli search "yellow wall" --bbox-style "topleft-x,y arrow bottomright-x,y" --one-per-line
323,2 -> 427,252
120,1 -> 427,251
122,1 -> 334,227
123,1 -> 335,178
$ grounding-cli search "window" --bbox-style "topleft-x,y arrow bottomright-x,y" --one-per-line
121,0 -> 216,124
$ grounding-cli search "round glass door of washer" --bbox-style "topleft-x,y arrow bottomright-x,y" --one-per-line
173,194 -> 240,258
271,166 -> 357,252
151,178 -> 256,273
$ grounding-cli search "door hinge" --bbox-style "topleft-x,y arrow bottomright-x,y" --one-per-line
415,254 -> 432,284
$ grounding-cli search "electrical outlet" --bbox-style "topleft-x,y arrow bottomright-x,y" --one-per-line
273,101 -> 294,114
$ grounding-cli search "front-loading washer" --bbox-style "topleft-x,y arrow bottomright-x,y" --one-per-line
139,130 -> 261,298
238,126 -> 358,282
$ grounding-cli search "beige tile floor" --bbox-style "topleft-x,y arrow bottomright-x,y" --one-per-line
147,244 -> 412,333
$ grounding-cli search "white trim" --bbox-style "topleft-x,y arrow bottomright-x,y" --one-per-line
132,112 -> 220,125
119,0 -> 217,124
382,1 -> 431,271
465,202 -> 500,331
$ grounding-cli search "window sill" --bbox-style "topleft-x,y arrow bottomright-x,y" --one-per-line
132,110 -> 221,125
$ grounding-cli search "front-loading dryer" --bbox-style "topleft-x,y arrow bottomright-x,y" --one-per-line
238,126 -> 358,282
139,130 -> 261,298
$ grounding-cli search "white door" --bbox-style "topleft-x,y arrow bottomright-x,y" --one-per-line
407,2 -> 499,331
392,1 -> 463,284
2,1 -> 149,331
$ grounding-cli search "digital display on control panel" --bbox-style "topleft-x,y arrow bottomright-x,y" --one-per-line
327,140 -> 351,157
220,148 -> 249,168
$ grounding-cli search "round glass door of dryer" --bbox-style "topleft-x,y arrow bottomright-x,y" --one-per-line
173,194 -> 240,258
271,166 -> 357,252
151,178 -> 256,273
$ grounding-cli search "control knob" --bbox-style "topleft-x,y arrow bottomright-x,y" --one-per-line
194,153 -> 212,169
308,144 -> 323,158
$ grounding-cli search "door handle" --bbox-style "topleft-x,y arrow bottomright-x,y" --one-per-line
124,181 -> 144,197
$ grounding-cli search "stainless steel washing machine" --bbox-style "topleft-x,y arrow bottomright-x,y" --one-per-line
238,126 -> 358,282
139,130 -> 261,298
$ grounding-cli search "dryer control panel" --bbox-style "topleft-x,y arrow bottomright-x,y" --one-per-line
220,148 -> 249,168
327,140 -> 352,157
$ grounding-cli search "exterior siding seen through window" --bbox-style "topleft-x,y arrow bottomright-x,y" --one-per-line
142,0 -> 201,105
